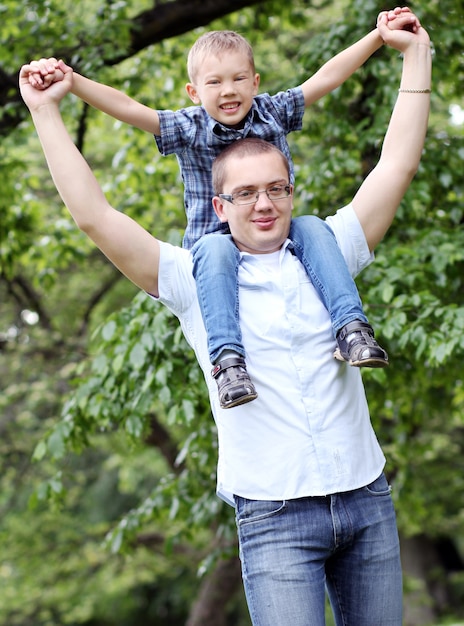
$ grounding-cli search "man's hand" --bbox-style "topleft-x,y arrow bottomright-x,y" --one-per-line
377,8 -> 430,52
19,59 -> 72,110
377,7 -> 421,37
23,57 -> 68,90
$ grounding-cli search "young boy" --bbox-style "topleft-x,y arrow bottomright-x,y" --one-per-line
28,8 -> 417,409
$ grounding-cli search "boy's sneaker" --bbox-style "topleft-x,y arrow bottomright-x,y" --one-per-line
334,321 -> 389,368
212,356 -> 258,409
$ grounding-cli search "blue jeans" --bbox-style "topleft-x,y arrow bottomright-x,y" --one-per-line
235,473 -> 402,626
191,215 -> 368,363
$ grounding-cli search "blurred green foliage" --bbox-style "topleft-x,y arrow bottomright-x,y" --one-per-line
1,0 -> 463,623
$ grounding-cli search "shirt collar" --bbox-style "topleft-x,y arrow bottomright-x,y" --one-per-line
238,239 -> 292,263
206,100 -> 267,146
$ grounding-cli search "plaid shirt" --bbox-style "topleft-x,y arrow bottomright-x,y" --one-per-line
155,88 -> 305,249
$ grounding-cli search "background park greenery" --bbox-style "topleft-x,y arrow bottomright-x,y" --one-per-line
1,0 -> 464,624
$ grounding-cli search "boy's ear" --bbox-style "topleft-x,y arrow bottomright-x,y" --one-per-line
185,83 -> 200,104
212,196 -> 228,223
253,73 -> 261,94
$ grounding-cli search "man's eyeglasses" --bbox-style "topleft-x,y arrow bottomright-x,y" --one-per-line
219,184 -> 291,206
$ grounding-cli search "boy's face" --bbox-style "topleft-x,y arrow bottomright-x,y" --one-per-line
185,51 -> 260,128
212,152 -> 293,255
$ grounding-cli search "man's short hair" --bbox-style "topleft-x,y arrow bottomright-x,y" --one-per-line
212,138 -> 290,194
187,30 -> 255,83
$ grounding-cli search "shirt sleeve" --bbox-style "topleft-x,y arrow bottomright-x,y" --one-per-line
154,108 -> 198,156
266,87 -> 306,133
154,241 -> 196,315
325,204 -> 374,277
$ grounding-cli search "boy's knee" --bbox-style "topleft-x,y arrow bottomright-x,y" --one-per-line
192,233 -> 239,266
290,215 -> 334,239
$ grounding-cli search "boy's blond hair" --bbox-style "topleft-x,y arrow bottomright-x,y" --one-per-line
187,30 -> 255,83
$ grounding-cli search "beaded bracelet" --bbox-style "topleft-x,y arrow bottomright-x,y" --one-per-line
398,88 -> 431,93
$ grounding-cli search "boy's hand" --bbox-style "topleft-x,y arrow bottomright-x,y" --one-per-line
25,58 -> 69,90
377,7 -> 421,35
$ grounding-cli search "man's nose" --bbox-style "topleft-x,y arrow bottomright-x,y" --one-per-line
254,190 -> 273,210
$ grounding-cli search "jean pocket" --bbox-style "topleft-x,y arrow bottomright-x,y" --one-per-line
235,496 -> 286,526
364,472 -> 392,497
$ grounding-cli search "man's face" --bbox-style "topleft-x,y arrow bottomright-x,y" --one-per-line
185,51 -> 260,128
212,152 -> 294,254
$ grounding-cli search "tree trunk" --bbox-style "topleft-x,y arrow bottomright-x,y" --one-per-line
186,554 -> 244,626
401,534 -> 455,626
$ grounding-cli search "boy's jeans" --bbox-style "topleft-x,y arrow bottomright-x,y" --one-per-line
191,215 -> 368,363
235,473 -> 402,626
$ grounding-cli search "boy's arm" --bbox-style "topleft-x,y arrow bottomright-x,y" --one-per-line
72,71 -> 161,135
20,62 -> 161,296
26,58 -> 161,135
300,8 -> 419,107
300,29 -> 382,106
352,16 -> 431,251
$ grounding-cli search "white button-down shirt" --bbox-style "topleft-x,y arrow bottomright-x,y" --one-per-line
156,204 -> 385,506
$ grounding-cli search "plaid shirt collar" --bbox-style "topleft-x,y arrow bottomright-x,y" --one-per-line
206,100 -> 267,146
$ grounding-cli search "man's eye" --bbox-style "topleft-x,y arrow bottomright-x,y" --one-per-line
267,185 -> 285,196
236,190 -> 254,199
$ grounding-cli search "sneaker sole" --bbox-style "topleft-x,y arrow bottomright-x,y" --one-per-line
333,348 -> 389,368
221,391 -> 258,409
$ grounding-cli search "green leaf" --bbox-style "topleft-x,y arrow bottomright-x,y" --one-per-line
101,319 -> 117,341
32,440 -> 47,461
129,342 -> 146,369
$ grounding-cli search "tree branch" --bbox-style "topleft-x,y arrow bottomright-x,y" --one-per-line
0,0 -> 264,135
108,0 -> 268,64
1,274 -> 53,331
77,268 -> 124,337
144,411 -> 183,472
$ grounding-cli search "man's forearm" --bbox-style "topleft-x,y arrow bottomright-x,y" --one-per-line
31,102 -> 108,233
351,35 -> 431,249
381,41 -> 432,176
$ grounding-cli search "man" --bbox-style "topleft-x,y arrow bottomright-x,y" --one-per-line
20,12 -> 431,626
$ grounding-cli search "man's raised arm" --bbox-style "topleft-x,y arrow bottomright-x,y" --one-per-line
19,62 -> 161,297
352,13 -> 432,251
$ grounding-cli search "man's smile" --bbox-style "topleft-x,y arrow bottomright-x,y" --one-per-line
252,216 -> 277,229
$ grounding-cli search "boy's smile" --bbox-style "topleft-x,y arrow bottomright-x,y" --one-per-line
185,51 -> 260,127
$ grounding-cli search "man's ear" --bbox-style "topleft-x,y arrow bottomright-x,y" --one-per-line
185,83 -> 200,104
212,196 -> 228,223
